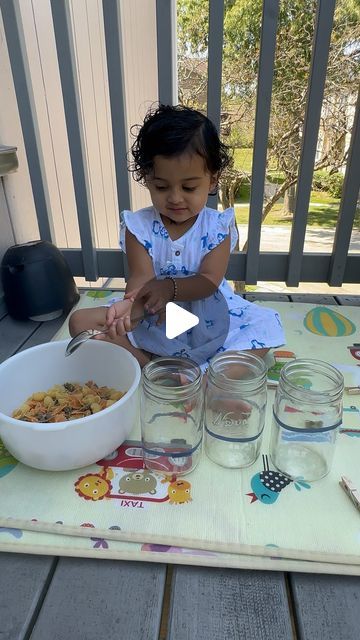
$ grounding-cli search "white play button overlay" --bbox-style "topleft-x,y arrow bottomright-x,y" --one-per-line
165,302 -> 199,339
131,275 -> 230,363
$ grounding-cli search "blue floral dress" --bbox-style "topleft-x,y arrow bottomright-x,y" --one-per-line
119,206 -> 284,369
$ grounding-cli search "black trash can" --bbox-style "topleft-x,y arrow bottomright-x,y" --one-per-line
1,240 -> 80,321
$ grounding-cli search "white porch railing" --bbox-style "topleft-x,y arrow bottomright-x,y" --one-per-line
1,0 -> 359,288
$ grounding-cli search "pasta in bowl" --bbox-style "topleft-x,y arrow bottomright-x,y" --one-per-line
12,380 -> 126,423
0,340 -> 141,471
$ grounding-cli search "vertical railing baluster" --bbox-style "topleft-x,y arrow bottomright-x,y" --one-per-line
156,0 -> 177,105
287,0 -> 336,286
207,0 -> 224,131
329,86 -> 360,286
0,0 -> 53,242
50,0 -> 98,281
102,0 -> 131,213
206,0 -> 225,210
2,0 -> 359,287
246,0 -> 280,283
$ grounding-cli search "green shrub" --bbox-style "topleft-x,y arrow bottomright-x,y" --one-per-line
312,170 -> 328,191
312,171 -> 344,198
226,124 -> 253,149
323,173 -> 344,198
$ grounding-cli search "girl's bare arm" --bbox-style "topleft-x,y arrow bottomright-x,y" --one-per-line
101,228 -> 157,337
68,306 -> 108,336
124,228 -> 156,295
181,234 -> 231,298
140,235 -> 231,314
69,230 -> 154,336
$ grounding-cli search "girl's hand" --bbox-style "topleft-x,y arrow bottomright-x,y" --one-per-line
139,278 -> 174,319
104,298 -> 134,338
124,287 -> 141,301
69,307 -> 108,337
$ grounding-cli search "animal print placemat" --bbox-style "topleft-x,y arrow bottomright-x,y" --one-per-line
0,295 -> 359,573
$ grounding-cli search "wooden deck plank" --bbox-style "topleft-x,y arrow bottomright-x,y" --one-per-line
167,566 -> 293,640
0,315 -> 41,361
290,573 -> 360,640
18,315 -> 67,351
244,293 -> 290,302
336,295 -> 360,306
0,553 -> 57,640
289,294 -> 337,304
30,557 -> 166,640
0,313 -> 67,360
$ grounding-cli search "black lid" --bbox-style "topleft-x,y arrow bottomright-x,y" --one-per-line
1,241 -> 80,320
2,240 -> 64,266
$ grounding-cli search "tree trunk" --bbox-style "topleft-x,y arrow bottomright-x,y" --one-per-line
233,280 -> 246,293
282,183 -> 296,216
219,181 -> 230,209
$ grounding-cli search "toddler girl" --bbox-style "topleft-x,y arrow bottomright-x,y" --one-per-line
69,104 -> 284,369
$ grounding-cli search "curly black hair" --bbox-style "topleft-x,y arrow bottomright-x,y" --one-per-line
129,104 -> 230,184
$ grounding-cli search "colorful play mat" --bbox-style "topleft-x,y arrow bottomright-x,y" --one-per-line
0,293 -> 359,575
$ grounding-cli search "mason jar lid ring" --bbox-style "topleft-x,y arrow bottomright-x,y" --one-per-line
278,358 -> 344,404
142,356 -> 202,401
207,350 -> 267,392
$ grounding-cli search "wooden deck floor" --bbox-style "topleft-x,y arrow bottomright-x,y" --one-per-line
1,293 -> 360,640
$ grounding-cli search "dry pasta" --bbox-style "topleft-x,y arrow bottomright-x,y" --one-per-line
12,380 -> 126,423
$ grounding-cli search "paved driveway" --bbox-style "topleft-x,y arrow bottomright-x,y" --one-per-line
237,224 -> 360,253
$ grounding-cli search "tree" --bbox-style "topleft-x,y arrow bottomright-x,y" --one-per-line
178,0 -> 360,226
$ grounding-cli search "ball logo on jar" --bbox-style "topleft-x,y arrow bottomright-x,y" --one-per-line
212,411 -> 250,427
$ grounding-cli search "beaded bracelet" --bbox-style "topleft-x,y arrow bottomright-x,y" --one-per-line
165,276 -> 177,301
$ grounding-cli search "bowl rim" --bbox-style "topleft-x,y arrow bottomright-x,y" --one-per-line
0,339 -> 141,431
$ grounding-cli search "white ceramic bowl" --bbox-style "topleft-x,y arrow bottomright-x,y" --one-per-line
0,339 -> 141,471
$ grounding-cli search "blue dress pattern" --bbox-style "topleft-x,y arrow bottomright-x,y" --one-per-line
119,206 -> 285,369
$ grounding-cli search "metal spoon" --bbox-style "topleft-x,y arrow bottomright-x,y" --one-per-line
65,308 -> 165,357
65,328 -> 110,356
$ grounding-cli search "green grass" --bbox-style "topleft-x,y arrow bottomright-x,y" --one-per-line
234,203 -> 360,227
231,148 -> 346,227
235,185 -> 341,208
234,204 -> 285,225
233,147 -> 279,173
233,147 -> 253,172
236,182 -> 251,203
310,190 -> 340,205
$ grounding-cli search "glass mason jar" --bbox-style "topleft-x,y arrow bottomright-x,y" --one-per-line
204,351 -> 267,468
140,357 -> 203,475
270,359 -> 344,482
